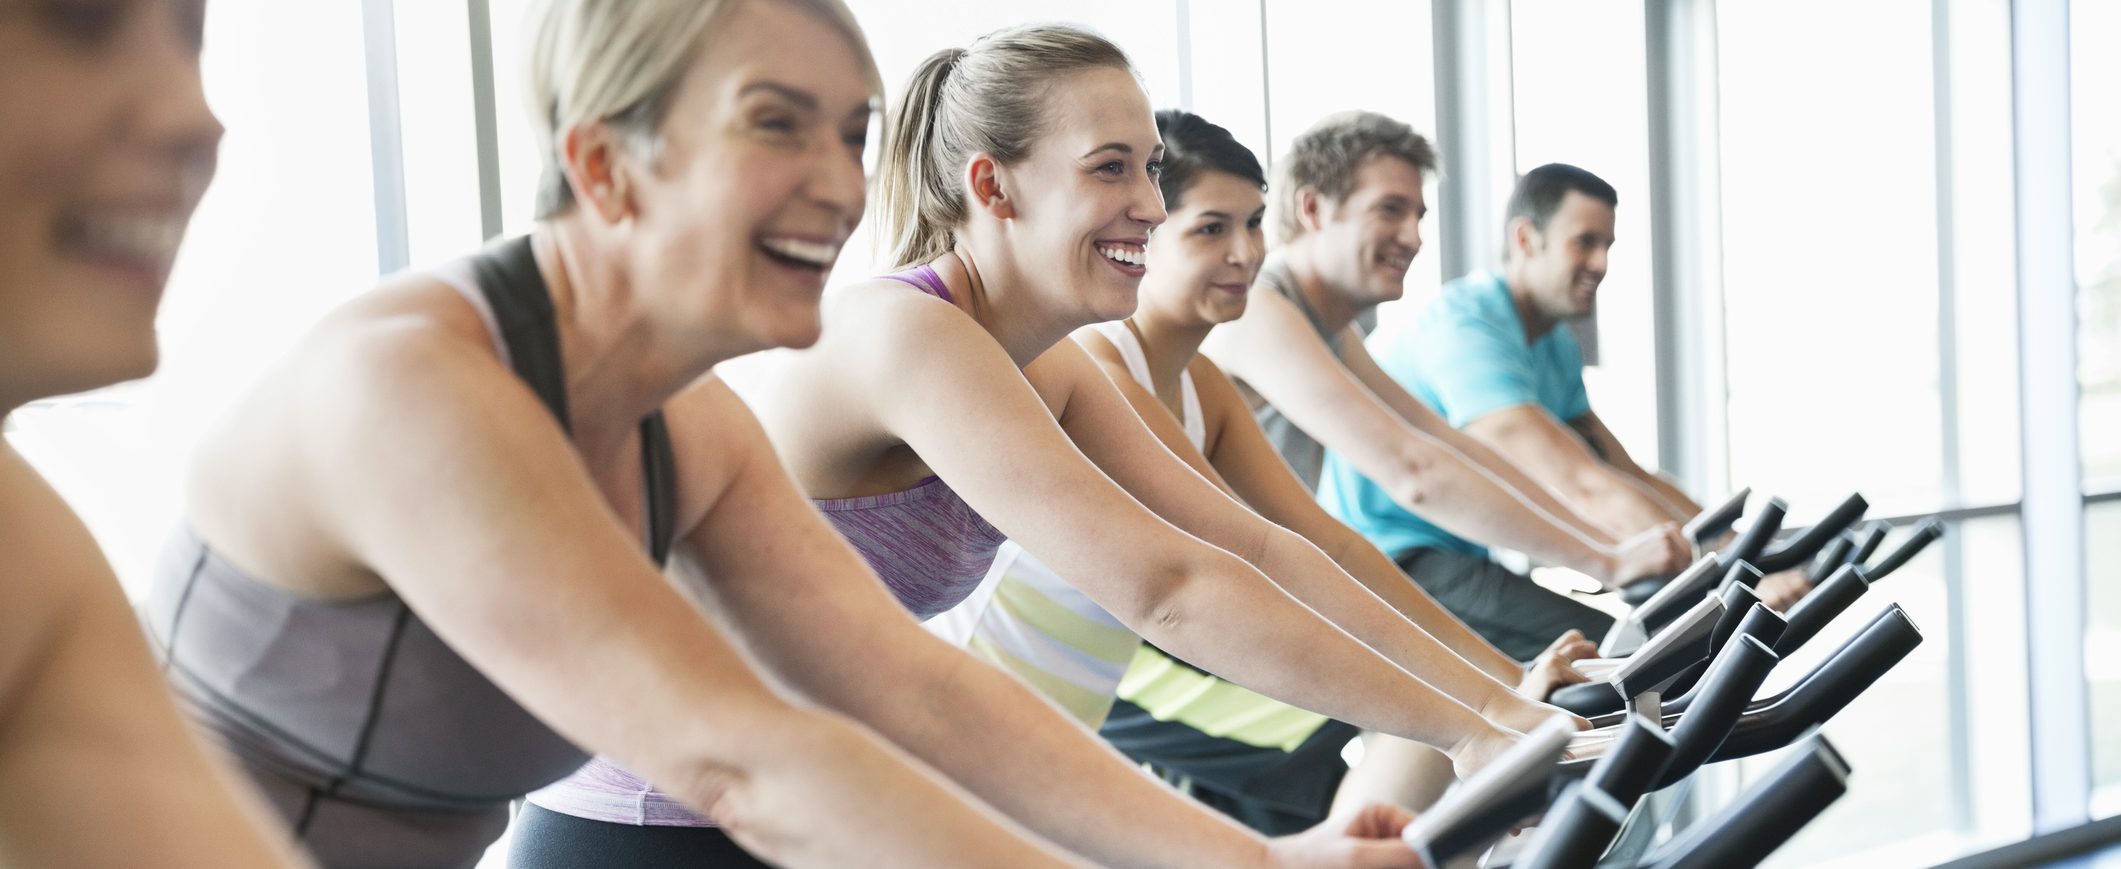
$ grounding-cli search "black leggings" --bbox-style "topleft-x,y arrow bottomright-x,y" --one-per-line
509,803 -> 773,868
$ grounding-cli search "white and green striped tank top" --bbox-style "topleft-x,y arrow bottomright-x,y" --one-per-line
927,321 -> 1330,750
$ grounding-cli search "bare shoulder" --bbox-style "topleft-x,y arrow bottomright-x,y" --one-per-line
815,277 -> 991,360
182,271 -> 548,594
0,445 -> 124,704
1184,352 -> 1251,443
660,372 -> 778,532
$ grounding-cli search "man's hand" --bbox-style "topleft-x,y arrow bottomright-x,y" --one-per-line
1756,569 -> 1811,611
1517,629 -> 1597,700
1266,803 -> 1425,868
1603,523 -> 1690,589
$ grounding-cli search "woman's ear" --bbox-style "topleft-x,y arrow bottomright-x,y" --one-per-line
561,121 -> 636,224
965,153 -> 1015,220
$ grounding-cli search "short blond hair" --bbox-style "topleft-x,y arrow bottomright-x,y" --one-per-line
1272,111 -> 1438,243
526,0 -> 882,218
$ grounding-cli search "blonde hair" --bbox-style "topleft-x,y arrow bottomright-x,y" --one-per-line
873,24 -> 1136,269
1272,111 -> 1438,244
526,0 -> 881,219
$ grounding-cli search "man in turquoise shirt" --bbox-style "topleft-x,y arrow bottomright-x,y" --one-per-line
1321,164 -> 1808,645
1322,265 -> 1598,561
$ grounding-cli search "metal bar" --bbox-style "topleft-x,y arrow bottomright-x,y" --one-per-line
1931,0 -> 1974,832
1174,0 -> 1194,112
1430,0 -> 1516,283
1643,0 -> 1729,497
361,0 -> 410,275
1257,0 -> 1272,171
2010,0 -> 2089,833
467,0 -> 505,241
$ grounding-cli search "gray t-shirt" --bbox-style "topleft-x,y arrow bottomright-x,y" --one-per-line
1232,258 -> 1345,492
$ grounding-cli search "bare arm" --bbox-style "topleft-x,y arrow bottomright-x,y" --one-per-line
1204,290 -> 1626,582
831,295 -> 1518,774
1568,411 -> 1697,519
1043,339 -> 1567,737
296,326 -> 1068,869
1179,356 -> 1523,681
1338,334 -> 1627,547
0,448 -> 310,869
1463,405 -> 1683,535
668,378 -> 1311,869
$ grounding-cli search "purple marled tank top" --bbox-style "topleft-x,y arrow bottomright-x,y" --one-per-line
526,264 -> 1009,828
811,263 -> 1007,618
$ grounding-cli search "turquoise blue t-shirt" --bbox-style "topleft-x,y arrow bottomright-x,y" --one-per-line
1318,270 -> 1592,557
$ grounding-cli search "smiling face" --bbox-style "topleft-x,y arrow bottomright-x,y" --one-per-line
987,65 -> 1166,324
0,0 -> 222,405
1513,189 -> 1614,322
612,0 -> 874,354
1307,154 -> 1426,310
1138,169 -> 1265,328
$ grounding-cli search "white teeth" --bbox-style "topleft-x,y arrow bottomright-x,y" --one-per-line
80,215 -> 186,262
760,237 -> 840,267
1097,245 -> 1144,267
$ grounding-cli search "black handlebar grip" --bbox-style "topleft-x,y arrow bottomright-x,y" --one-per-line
1585,713 -> 1678,808
1708,581 -> 1766,655
1861,518 -> 1946,582
1652,631 -> 1781,789
1686,488 -> 1750,546
1511,782 -> 1632,869
1658,582 -> 1771,711
1753,493 -> 1869,573
1718,498 -> 1787,570
1649,738 -> 1850,869
1645,562 -> 1758,636
1774,564 -> 1871,655
1845,520 -> 1890,568
1807,533 -> 1856,585
1620,576 -> 1664,606
1708,606 -> 1923,763
1549,681 -> 1626,719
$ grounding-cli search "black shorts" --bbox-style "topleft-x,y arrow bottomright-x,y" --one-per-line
509,804 -> 769,869
1395,546 -> 1616,661
1099,694 -> 1361,836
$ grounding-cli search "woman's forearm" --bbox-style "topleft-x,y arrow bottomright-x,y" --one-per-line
844,638 -> 1274,869
1321,530 -> 1525,677
661,704 -> 1085,869
1124,546 -> 1501,752
1245,524 -> 1519,709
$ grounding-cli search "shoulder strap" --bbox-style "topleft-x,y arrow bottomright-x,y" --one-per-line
468,236 -> 571,432
1090,321 -> 1155,390
1259,259 -> 1337,345
639,414 -> 677,567
469,236 -> 678,565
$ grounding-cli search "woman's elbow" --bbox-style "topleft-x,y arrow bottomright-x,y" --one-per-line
1117,562 -> 1204,642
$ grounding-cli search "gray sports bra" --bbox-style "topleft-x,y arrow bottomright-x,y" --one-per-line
141,236 -> 678,868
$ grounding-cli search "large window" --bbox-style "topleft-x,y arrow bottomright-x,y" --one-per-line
2077,0 -> 2121,807
2075,0 -> 2121,488
1717,0 -> 1944,520
2090,502 -> 2121,800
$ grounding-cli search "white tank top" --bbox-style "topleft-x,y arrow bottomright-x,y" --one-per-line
923,321 -> 1204,726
